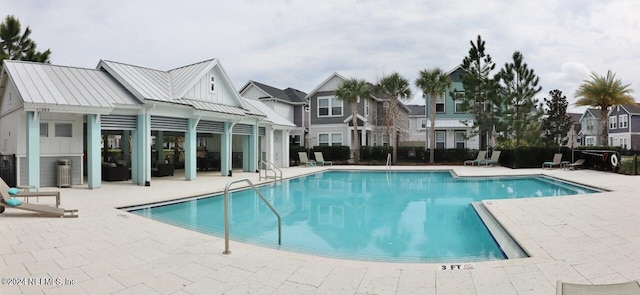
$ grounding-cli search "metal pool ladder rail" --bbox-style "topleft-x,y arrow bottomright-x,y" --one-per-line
258,160 -> 282,182
223,178 -> 282,254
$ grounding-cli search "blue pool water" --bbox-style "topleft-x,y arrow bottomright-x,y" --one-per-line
130,171 -> 597,262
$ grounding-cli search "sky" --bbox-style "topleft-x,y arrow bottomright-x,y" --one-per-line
3,0 -> 639,112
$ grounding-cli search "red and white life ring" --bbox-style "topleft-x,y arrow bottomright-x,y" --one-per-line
610,154 -> 619,167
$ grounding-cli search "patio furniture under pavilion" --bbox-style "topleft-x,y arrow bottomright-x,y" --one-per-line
0,59 -> 291,190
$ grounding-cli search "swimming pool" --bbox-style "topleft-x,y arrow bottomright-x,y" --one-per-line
129,171 -> 597,262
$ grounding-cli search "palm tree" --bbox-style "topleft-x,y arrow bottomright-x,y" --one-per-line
335,78 -> 370,163
0,15 -> 51,66
574,70 -> 634,146
415,68 -> 452,163
377,72 -> 412,164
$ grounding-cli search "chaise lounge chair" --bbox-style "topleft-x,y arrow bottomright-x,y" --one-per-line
0,178 -> 78,218
565,159 -> 585,170
298,152 -> 316,167
543,153 -> 563,168
482,151 -> 501,166
556,280 -> 640,295
314,152 -> 333,166
464,150 -> 486,166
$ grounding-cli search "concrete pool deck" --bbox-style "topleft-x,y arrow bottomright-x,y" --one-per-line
1,166 -> 639,294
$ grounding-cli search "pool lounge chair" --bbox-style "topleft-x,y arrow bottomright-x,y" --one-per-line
565,159 -> 585,170
464,150 -> 486,166
556,280 -> 640,295
314,152 -> 333,166
481,151 -> 501,166
0,178 -> 78,218
298,152 -> 316,167
543,153 -> 563,168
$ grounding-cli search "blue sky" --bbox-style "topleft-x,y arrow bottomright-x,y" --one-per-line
3,0 -> 639,111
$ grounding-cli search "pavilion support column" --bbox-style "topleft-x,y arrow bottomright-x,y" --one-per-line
87,114 -> 102,189
283,129 -> 291,168
221,122 -> 231,176
132,113 -> 150,185
155,131 -> 164,164
25,111 -> 40,189
184,118 -> 197,180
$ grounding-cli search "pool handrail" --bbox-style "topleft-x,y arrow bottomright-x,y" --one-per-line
223,178 -> 282,255
258,160 -> 282,183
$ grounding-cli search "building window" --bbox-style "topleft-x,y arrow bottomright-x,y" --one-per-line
586,120 -> 593,131
609,116 -> 617,129
290,135 -> 301,146
210,76 -> 215,93
318,96 -> 342,117
454,131 -> 466,149
585,137 -> 595,146
40,123 -> 48,137
54,123 -> 72,138
619,114 -> 628,128
318,133 -> 342,146
418,118 -> 426,130
435,131 -> 445,149
435,95 -> 445,113
621,137 -> 628,149
454,91 -> 465,113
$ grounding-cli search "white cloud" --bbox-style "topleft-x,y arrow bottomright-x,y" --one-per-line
3,0 -> 639,113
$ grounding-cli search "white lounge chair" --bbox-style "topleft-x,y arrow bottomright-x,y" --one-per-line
482,151 -> 501,166
314,152 -> 333,166
464,151 -> 486,166
298,152 -> 316,167
556,280 -> 640,295
566,159 -> 585,170
543,153 -> 563,168
0,178 -> 78,218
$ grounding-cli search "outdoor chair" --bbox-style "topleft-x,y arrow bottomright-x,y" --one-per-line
464,151 -> 486,166
565,159 -> 585,170
298,152 -> 316,167
556,280 -> 640,295
543,153 -> 563,168
482,151 -> 501,166
314,152 -> 333,166
0,177 -> 78,218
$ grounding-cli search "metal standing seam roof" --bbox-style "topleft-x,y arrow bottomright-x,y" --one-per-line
243,98 -> 295,127
99,60 -> 171,101
99,59 -> 257,118
3,60 -> 141,108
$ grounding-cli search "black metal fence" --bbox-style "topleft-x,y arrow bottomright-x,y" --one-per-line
0,154 -> 17,187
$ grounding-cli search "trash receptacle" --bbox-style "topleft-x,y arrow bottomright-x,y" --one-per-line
57,159 -> 71,188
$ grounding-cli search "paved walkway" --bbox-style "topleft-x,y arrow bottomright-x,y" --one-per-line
0,166 -> 639,294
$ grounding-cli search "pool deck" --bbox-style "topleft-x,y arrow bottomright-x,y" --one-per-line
1,166 -> 639,294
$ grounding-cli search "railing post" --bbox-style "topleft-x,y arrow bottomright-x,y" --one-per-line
223,189 -> 231,254
223,178 -> 281,255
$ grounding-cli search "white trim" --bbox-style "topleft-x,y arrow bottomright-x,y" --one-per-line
305,72 -> 347,99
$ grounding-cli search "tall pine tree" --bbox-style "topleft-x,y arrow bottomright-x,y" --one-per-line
495,51 -> 543,147
540,90 -> 572,148
457,35 -> 501,150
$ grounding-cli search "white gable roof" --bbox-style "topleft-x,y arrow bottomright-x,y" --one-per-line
1,60 -> 141,112
98,59 -> 255,118
243,98 -> 295,128
305,72 -> 346,99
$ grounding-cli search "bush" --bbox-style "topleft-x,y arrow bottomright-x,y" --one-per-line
618,155 -> 640,175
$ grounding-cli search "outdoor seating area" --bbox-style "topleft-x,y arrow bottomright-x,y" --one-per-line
543,153 -> 564,168
298,152 -> 316,167
0,177 -> 78,218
